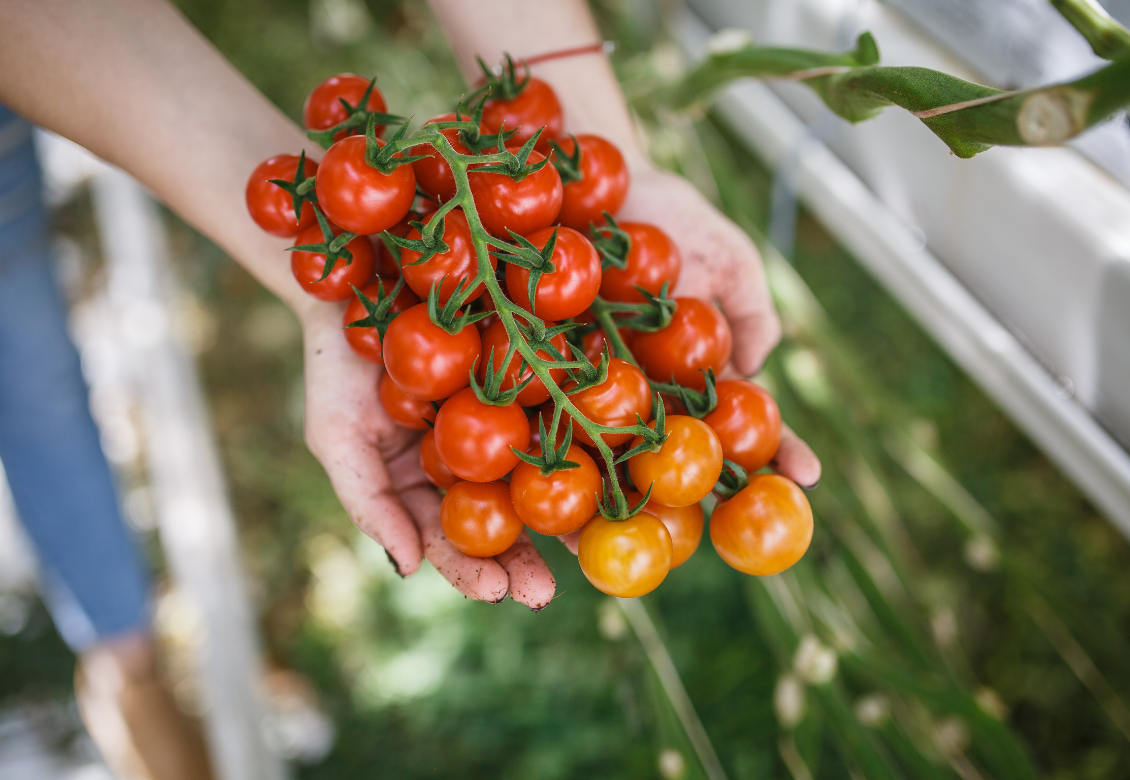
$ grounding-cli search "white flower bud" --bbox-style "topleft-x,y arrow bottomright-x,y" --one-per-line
774,674 -> 806,729
707,28 -> 754,56
793,634 -> 837,685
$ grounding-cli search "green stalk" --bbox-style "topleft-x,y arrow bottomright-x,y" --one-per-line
1050,0 -> 1130,60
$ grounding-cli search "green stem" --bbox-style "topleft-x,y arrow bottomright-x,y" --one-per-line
1050,0 -> 1130,60
589,297 -> 639,366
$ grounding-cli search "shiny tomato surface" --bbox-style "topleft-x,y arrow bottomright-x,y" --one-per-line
411,112 -> 473,201
599,222 -> 681,304
378,372 -> 437,430
710,474 -> 813,576
578,513 -> 672,598
303,73 -> 389,140
632,298 -> 732,390
510,445 -> 602,536
316,136 -> 416,236
381,304 -> 481,401
703,380 -> 781,473
468,149 -> 561,237
477,319 -> 568,407
554,134 -> 630,231
420,429 -> 458,491
627,416 -> 723,508
506,226 -> 601,321
434,387 -> 530,483
440,481 -> 525,558
342,279 -> 420,363
246,154 -> 318,237
480,76 -> 563,152
624,490 -> 703,568
290,223 -> 375,302
400,209 -> 493,304
565,358 -> 652,447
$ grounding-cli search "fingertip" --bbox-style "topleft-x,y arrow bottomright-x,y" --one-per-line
773,426 -> 822,489
558,530 -> 581,556
731,309 -> 781,377
496,532 -> 556,610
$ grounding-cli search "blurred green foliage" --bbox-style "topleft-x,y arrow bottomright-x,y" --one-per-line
3,2 -> 1130,779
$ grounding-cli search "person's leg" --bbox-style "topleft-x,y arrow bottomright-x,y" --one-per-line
0,105 -> 213,780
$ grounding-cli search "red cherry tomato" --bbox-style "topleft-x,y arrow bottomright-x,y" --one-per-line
599,222 -> 682,305
246,154 -> 318,237
411,112 -> 473,201
710,474 -> 813,576
371,210 -> 419,280
378,372 -> 437,430
578,513 -> 672,598
480,76 -> 563,153
400,209 -> 494,304
510,445 -> 602,536
468,149 -> 562,237
303,73 -> 389,141
553,135 -> 630,231
434,387 -> 530,483
421,429 -> 458,491
624,491 -> 703,568
316,136 -> 416,236
632,298 -> 732,391
382,304 -> 481,401
342,279 -> 420,364
703,381 -> 781,473
440,481 -> 525,558
627,415 -> 723,508
506,226 -> 601,321
477,318 -> 569,407
565,358 -> 653,448
290,223 -> 375,302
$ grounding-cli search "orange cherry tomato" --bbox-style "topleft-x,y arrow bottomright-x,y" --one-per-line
553,134 -> 630,231
420,429 -> 458,491
290,223 -> 375,302
598,222 -> 681,305
399,209 -> 493,305
505,226 -> 602,321
510,445 -> 602,536
245,154 -> 318,237
378,373 -> 437,430
625,491 -> 703,568
565,358 -> 652,447
578,513 -> 672,598
710,474 -> 813,576
342,279 -> 420,364
627,416 -> 723,508
440,481 -> 525,558
632,298 -> 732,391
303,73 -> 389,141
477,319 -> 569,407
703,381 -> 781,473
433,387 -> 530,483
381,304 -> 481,401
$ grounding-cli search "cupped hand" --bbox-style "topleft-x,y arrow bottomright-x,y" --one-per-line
298,302 -> 557,609
616,164 -> 822,490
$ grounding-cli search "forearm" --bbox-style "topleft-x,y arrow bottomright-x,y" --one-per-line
0,0 -> 319,315
428,0 -> 650,171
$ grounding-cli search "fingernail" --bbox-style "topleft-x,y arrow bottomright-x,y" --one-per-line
385,550 -> 403,577
491,591 -> 509,605
530,604 -> 547,613
802,480 -> 819,491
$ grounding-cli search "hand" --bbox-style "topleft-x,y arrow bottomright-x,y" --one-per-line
616,164 -> 822,490
297,302 -> 557,609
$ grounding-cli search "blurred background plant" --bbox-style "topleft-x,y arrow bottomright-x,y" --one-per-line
3,0 -> 1130,778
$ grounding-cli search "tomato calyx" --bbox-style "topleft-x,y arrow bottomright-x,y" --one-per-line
307,76 -> 406,150
385,211 -> 451,266
613,395 -> 669,464
344,277 -> 409,341
491,227 -> 558,316
471,346 -> 534,406
651,367 -> 720,418
286,206 -> 357,280
592,284 -> 678,332
512,409 -> 582,476
474,53 -> 532,102
363,117 -> 429,174
713,459 -> 750,500
473,129 -> 551,182
434,97 -> 518,154
589,212 -> 632,271
547,135 -> 584,184
266,149 -> 318,229
598,480 -> 654,521
426,275 -> 490,334
564,340 -> 611,393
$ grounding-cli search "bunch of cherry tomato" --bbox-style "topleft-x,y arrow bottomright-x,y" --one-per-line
245,60 -> 814,600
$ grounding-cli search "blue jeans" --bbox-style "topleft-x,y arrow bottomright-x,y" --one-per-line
0,105 -> 149,651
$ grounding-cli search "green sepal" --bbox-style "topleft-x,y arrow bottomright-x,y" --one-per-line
426,276 -> 482,334
619,282 -> 677,332
343,276 -> 407,341
469,347 -> 532,406
565,340 -> 610,392
387,215 -> 450,266
547,135 -> 584,184
285,206 -> 355,281
650,367 -> 719,419
266,149 -> 318,227
472,127 -> 549,181
511,416 -> 581,476
476,52 -> 532,102
713,459 -> 751,500
590,212 -> 632,271
364,116 -> 428,173
613,394 -> 668,464
304,76 -> 410,150
597,480 -> 654,521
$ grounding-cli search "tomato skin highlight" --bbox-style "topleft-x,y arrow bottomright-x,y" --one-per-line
506,226 -> 601,321
378,373 -> 437,430
632,298 -> 732,391
469,149 -> 562,237
710,474 -> 813,576
434,387 -> 530,483
554,134 -> 630,231
342,279 -> 419,364
510,445 -> 601,536
441,481 -> 525,558
625,491 -> 703,568
411,113 -> 472,201
480,77 -> 563,153
578,514 -> 672,598
316,136 -> 416,236
421,429 -> 458,491
246,154 -> 318,237
290,223 -> 375,302
400,209 -> 493,304
565,358 -> 652,447
477,319 -> 568,407
703,381 -> 781,473
599,222 -> 681,305
303,73 -> 389,141
628,416 -> 723,508
382,304 -> 481,401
